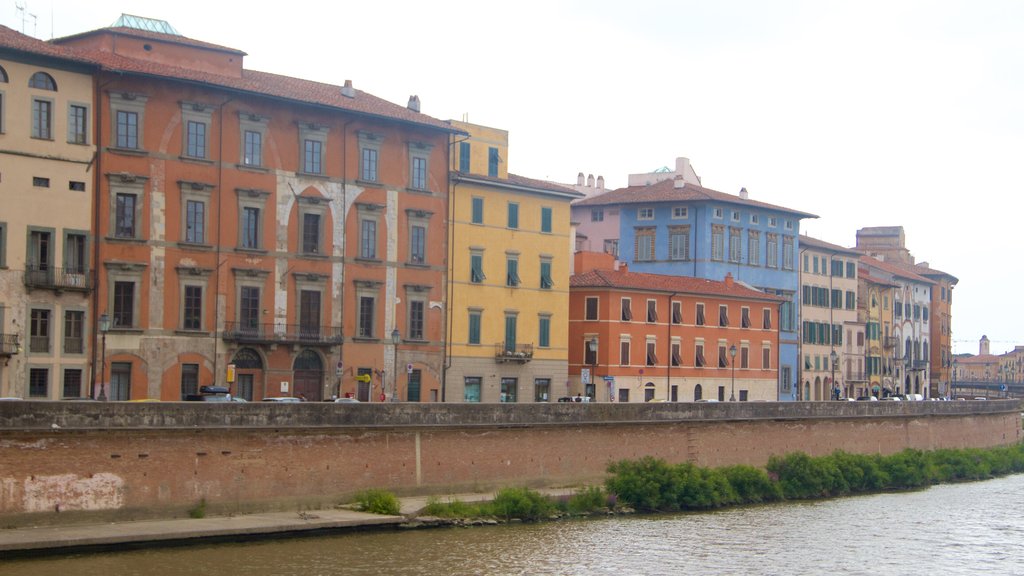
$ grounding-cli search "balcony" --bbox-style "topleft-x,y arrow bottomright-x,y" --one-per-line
909,360 -> 929,371
23,266 -> 92,292
0,334 -> 20,362
222,322 -> 343,346
495,343 -> 534,364
845,370 -> 868,382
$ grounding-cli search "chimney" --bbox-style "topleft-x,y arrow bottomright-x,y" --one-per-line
675,157 -> 690,177
674,175 -> 686,189
597,175 -> 604,189
724,272 -> 734,287
577,172 -> 585,186
618,262 -> 628,273
341,79 -> 355,98
739,187 -> 748,200
587,174 -> 595,187
407,95 -> 421,113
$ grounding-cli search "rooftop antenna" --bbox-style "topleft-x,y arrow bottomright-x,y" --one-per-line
15,1 -> 37,36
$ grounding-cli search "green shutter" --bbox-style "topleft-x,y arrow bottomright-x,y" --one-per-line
541,207 -> 552,233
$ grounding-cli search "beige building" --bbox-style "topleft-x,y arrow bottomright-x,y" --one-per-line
798,236 -> 862,400
0,30 -> 96,398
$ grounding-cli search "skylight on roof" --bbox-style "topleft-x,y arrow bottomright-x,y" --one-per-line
111,14 -> 181,36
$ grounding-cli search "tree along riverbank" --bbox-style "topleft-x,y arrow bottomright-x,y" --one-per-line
405,443 -> 1024,523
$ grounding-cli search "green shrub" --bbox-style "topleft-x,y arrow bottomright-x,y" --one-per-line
188,498 -> 207,519
673,463 -> 738,509
353,489 -> 401,515
720,464 -> 782,504
490,487 -> 554,521
422,497 -> 486,518
567,485 -> 609,514
879,449 -> 932,489
606,456 -> 682,512
829,451 -> 888,494
766,452 -> 845,499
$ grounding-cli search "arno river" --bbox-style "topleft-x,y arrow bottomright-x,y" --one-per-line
4,474 -> 1023,576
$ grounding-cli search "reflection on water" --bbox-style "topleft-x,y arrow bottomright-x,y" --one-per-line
4,474 -> 1024,576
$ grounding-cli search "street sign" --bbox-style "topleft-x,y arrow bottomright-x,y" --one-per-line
280,381 -> 290,393
581,368 -> 591,385
407,363 -> 414,374
603,376 -> 615,382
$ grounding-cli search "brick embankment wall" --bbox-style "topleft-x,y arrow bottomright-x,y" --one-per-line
0,400 -> 1019,527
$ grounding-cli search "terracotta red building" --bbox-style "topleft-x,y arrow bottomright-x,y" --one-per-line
53,16 -> 455,401
570,252 -> 782,402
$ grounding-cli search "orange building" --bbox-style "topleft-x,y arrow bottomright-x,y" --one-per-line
54,17 -> 455,401
569,253 -> 782,402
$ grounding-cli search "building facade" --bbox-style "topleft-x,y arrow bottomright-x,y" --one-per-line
51,17 -> 454,402
569,255 -> 782,402
0,28 -> 96,399
445,121 -> 581,403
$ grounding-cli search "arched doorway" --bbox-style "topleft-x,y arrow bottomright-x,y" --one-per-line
694,383 -> 703,401
803,382 -> 810,401
231,347 -> 263,401
814,376 -> 823,401
293,349 -> 324,401
644,382 -> 656,402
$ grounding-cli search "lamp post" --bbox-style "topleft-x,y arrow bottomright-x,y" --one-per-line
98,313 -> 109,401
391,328 -> 400,402
729,344 -> 737,401
830,350 -> 838,401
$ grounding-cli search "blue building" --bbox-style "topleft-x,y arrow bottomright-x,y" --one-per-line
573,176 -> 816,400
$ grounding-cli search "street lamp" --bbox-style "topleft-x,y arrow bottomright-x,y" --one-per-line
830,350 -> 838,401
98,313 -> 110,401
391,328 -> 400,402
729,344 -> 737,401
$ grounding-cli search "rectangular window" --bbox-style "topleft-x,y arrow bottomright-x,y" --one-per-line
832,289 -> 843,309
488,147 -> 500,177
695,344 -> 706,367
360,218 -> 377,259
846,262 -> 856,279
762,347 -> 771,369
741,346 -> 750,369
110,362 -> 131,401
729,228 -> 742,262
763,308 -> 772,330
591,209 -> 604,222
410,224 -> 426,264
186,120 -> 207,158
63,310 -> 84,354
409,300 -> 425,340
541,207 -> 552,233
712,225 -> 725,261
471,197 -> 484,224
831,259 -> 844,277
620,340 -> 630,366
585,297 -> 599,321
298,290 -> 321,338
500,377 -> 517,403
646,341 -> 658,366
767,234 -> 778,268
32,99 -> 52,139
183,285 -> 202,330
459,142 -> 470,172
64,233 -> 86,274
534,378 -> 551,402
241,207 -> 260,249
638,207 -> 654,220
185,200 -> 205,244
672,301 -> 682,324
470,253 -> 485,283
63,368 -> 82,398
647,300 -> 658,323
302,213 -> 321,254
113,281 -> 134,328
669,228 -> 689,260
240,286 -> 260,331
696,303 -> 705,326
507,202 -> 519,229
783,236 -> 794,270
303,139 -> 323,174
411,156 -> 427,189
116,110 -> 138,149
671,342 -> 681,367
538,316 -> 551,348
506,257 -> 520,287
540,260 -> 553,289
361,147 -> 378,181
468,311 -> 481,345
719,305 -> 729,327
358,295 -> 375,338
69,104 -> 87,144
672,206 -> 688,219
181,363 -> 199,400
244,130 -> 262,166
115,193 -> 137,238
636,228 -> 655,261
621,299 -> 632,322
464,377 -> 482,402
584,339 -> 597,365
30,309 -> 50,353
718,345 -> 728,368
741,307 -> 751,328
504,315 -> 517,351
29,368 -> 48,398
33,176 -> 49,188
748,231 -> 760,266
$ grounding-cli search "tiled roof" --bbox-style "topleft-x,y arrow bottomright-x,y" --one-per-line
570,269 -> 785,302
56,26 -> 246,55
859,255 -> 934,285
2,24 -> 456,132
571,178 -> 817,219
858,271 -> 897,287
453,171 -> 583,198
799,235 -> 860,255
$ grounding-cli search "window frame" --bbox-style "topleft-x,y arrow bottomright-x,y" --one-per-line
408,142 -> 433,191
67,102 -> 89,145
238,111 -> 269,168
357,131 -> 383,182
31,97 -> 53,140
299,123 -> 329,175
109,92 -> 147,151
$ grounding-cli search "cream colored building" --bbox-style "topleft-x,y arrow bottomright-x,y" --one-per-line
0,32 -> 96,398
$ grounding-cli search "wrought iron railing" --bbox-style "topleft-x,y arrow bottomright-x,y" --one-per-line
222,322 -> 343,345
495,342 -> 534,363
0,334 -> 19,356
23,265 -> 92,291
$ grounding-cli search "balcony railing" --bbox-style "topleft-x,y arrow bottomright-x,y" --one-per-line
845,370 -> 868,382
495,342 -> 534,363
29,336 -> 49,353
222,322 -> 343,345
23,265 -> 92,292
0,334 -> 20,356
64,337 -> 84,354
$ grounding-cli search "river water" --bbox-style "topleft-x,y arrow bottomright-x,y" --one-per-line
4,474 -> 1023,576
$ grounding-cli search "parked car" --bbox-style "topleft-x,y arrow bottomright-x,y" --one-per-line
185,385 -> 233,402
263,396 -> 301,403
334,397 -> 360,403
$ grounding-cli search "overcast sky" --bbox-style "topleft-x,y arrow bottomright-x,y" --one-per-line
5,0 -> 1021,355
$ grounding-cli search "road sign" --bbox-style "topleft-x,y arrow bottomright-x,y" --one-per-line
603,376 -> 615,382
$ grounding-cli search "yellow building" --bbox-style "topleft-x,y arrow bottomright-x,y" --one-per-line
858,264 -> 896,398
0,30 -> 96,398
445,121 -> 582,402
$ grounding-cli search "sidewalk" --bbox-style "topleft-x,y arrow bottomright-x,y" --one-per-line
0,488 -> 577,556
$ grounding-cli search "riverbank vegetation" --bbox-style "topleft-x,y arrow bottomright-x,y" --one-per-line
421,486 -> 615,521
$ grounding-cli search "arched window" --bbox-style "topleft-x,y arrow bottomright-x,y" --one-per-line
693,383 -> 703,401
0,65 -> 8,83
28,71 -> 57,91
293,349 -> 323,371
231,347 -> 263,369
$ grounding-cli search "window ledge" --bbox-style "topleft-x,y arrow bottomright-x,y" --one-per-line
352,337 -> 380,343
31,136 -> 55,142
179,156 -> 215,165
405,187 -> 433,195
236,164 -> 269,173
106,146 -> 148,157
297,253 -> 329,260
105,236 -> 146,244
355,179 -> 380,187
68,140 -> 90,147
177,242 -> 213,251
355,257 -> 383,264
405,261 -> 429,268
108,328 -> 144,334
174,329 -> 212,336
296,171 -> 329,180
235,247 -> 268,255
